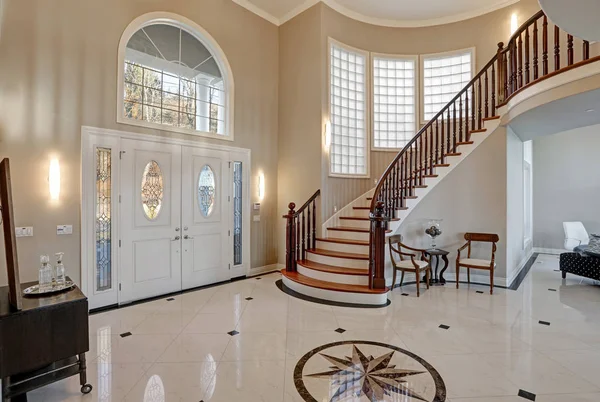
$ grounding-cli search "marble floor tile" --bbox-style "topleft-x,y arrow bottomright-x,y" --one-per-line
221,331 -> 287,361
157,333 -> 232,363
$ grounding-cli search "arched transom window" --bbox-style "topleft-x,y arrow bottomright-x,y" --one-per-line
118,14 -> 233,139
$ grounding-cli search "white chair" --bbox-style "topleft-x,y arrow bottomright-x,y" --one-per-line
563,222 -> 589,251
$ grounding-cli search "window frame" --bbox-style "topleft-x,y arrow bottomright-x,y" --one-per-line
419,47 -> 476,125
117,12 -> 235,141
327,38 -> 371,179
370,52 -> 419,152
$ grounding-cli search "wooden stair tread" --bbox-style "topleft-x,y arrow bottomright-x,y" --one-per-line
281,270 -> 388,294
415,185 -> 428,188
456,141 -> 474,145
328,226 -> 370,233
434,164 -> 450,167
405,195 -> 418,199
353,206 -> 370,210
469,128 -> 487,134
445,152 -> 461,156
315,237 -> 369,246
340,216 -> 400,221
483,116 -> 500,121
307,248 -> 369,260
424,174 -> 439,178
297,260 -> 369,276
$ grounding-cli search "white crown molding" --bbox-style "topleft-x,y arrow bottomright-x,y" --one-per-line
232,0 -> 520,28
231,0 -> 281,25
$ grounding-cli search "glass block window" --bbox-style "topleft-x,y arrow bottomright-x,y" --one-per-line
233,162 -> 243,266
95,148 -> 112,292
123,23 -> 227,136
373,56 -> 416,149
423,50 -> 473,120
330,42 -> 368,176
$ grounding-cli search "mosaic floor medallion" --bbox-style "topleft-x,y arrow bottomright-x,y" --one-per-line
294,340 -> 446,402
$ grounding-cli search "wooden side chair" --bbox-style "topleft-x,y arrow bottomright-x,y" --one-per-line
456,232 -> 499,294
388,235 -> 431,297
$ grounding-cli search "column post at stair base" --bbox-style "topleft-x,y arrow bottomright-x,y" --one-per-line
370,201 -> 389,290
284,202 -> 297,272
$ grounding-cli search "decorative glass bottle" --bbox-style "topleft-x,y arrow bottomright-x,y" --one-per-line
39,254 -> 53,292
55,252 -> 66,286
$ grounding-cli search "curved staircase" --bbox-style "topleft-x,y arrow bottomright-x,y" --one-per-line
281,10 -> 600,306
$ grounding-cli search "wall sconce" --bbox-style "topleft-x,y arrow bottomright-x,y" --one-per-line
49,158 -> 60,201
324,120 -> 331,149
511,13 -> 518,36
258,172 -> 265,201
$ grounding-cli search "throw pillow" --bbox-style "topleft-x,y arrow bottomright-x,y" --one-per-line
585,233 -> 600,258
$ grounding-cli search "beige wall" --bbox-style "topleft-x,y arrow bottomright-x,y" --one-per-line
317,0 -> 541,219
0,0 -> 279,284
399,127 -> 509,283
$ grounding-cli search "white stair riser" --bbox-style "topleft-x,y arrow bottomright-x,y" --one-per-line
282,276 -> 388,306
326,230 -> 370,242
351,208 -> 371,218
297,265 -> 369,286
316,240 -> 369,254
307,252 -> 369,269
339,219 -> 370,229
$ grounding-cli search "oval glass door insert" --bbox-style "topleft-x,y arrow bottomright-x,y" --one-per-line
141,160 -> 164,220
198,165 -> 216,217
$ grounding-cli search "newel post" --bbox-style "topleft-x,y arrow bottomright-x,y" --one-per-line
496,42 -> 505,104
370,201 -> 389,290
284,202 -> 297,272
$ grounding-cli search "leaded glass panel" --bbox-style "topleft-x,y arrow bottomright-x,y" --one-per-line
198,165 -> 216,217
96,148 -> 112,292
233,162 -> 243,265
141,160 -> 164,220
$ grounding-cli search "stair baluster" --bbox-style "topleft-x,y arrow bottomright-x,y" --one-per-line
518,33 -> 523,88
533,21 -> 539,80
525,27 -> 530,85
567,34 -> 574,66
584,41 -> 590,61
542,15 -> 549,75
554,25 -> 560,71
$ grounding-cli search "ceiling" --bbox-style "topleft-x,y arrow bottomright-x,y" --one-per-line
509,88 -> 600,141
233,0 -> 521,27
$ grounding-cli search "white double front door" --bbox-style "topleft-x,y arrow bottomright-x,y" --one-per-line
119,138 -> 233,302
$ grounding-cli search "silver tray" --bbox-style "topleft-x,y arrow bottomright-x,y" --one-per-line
23,280 -> 76,296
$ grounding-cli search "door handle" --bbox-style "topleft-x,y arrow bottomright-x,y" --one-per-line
184,235 -> 194,240
172,236 -> 181,241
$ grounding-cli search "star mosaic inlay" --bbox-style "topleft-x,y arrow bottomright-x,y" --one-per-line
294,340 -> 446,402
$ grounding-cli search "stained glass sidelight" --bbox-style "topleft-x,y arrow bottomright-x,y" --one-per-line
233,162 -> 243,265
96,148 -> 112,292
198,165 -> 216,217
141,160 -> 164,220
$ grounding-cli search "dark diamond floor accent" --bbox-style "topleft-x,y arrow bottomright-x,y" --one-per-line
539,320 -> 551,326
548,288 -> 557,292
439,325 -> 450,330
245,297 -> 254,300
166,298 -> 175,301
120,332 -> 132,338
518,389 -> 536,400
227,330 -> 240,336
335,328 -> 346,334
256,277 -> 262,280
476,291 -> 484,294
401,293 -> 409,296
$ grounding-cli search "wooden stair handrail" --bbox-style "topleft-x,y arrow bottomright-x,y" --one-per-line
283,189 -> 321,272
368,9 -> 598,290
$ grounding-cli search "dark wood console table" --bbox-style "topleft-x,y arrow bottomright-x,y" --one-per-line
0,279 -> 92,401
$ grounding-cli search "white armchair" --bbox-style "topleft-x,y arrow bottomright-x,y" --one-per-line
563,222 -> 589,251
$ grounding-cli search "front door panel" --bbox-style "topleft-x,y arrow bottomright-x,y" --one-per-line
181,147 -> 231,289
120,139 -> 182,302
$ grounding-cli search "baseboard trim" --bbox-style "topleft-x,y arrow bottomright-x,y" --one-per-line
533,247 -> 568,255
247,263 -> 283,277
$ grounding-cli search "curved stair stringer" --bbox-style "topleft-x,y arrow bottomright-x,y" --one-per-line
390,117 -> 503,234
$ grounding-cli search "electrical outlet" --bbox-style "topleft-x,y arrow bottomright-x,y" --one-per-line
15,227 -> 33,237
333,206 -> 338,213
57,225 -> 73,235
253,215 -> 261,222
